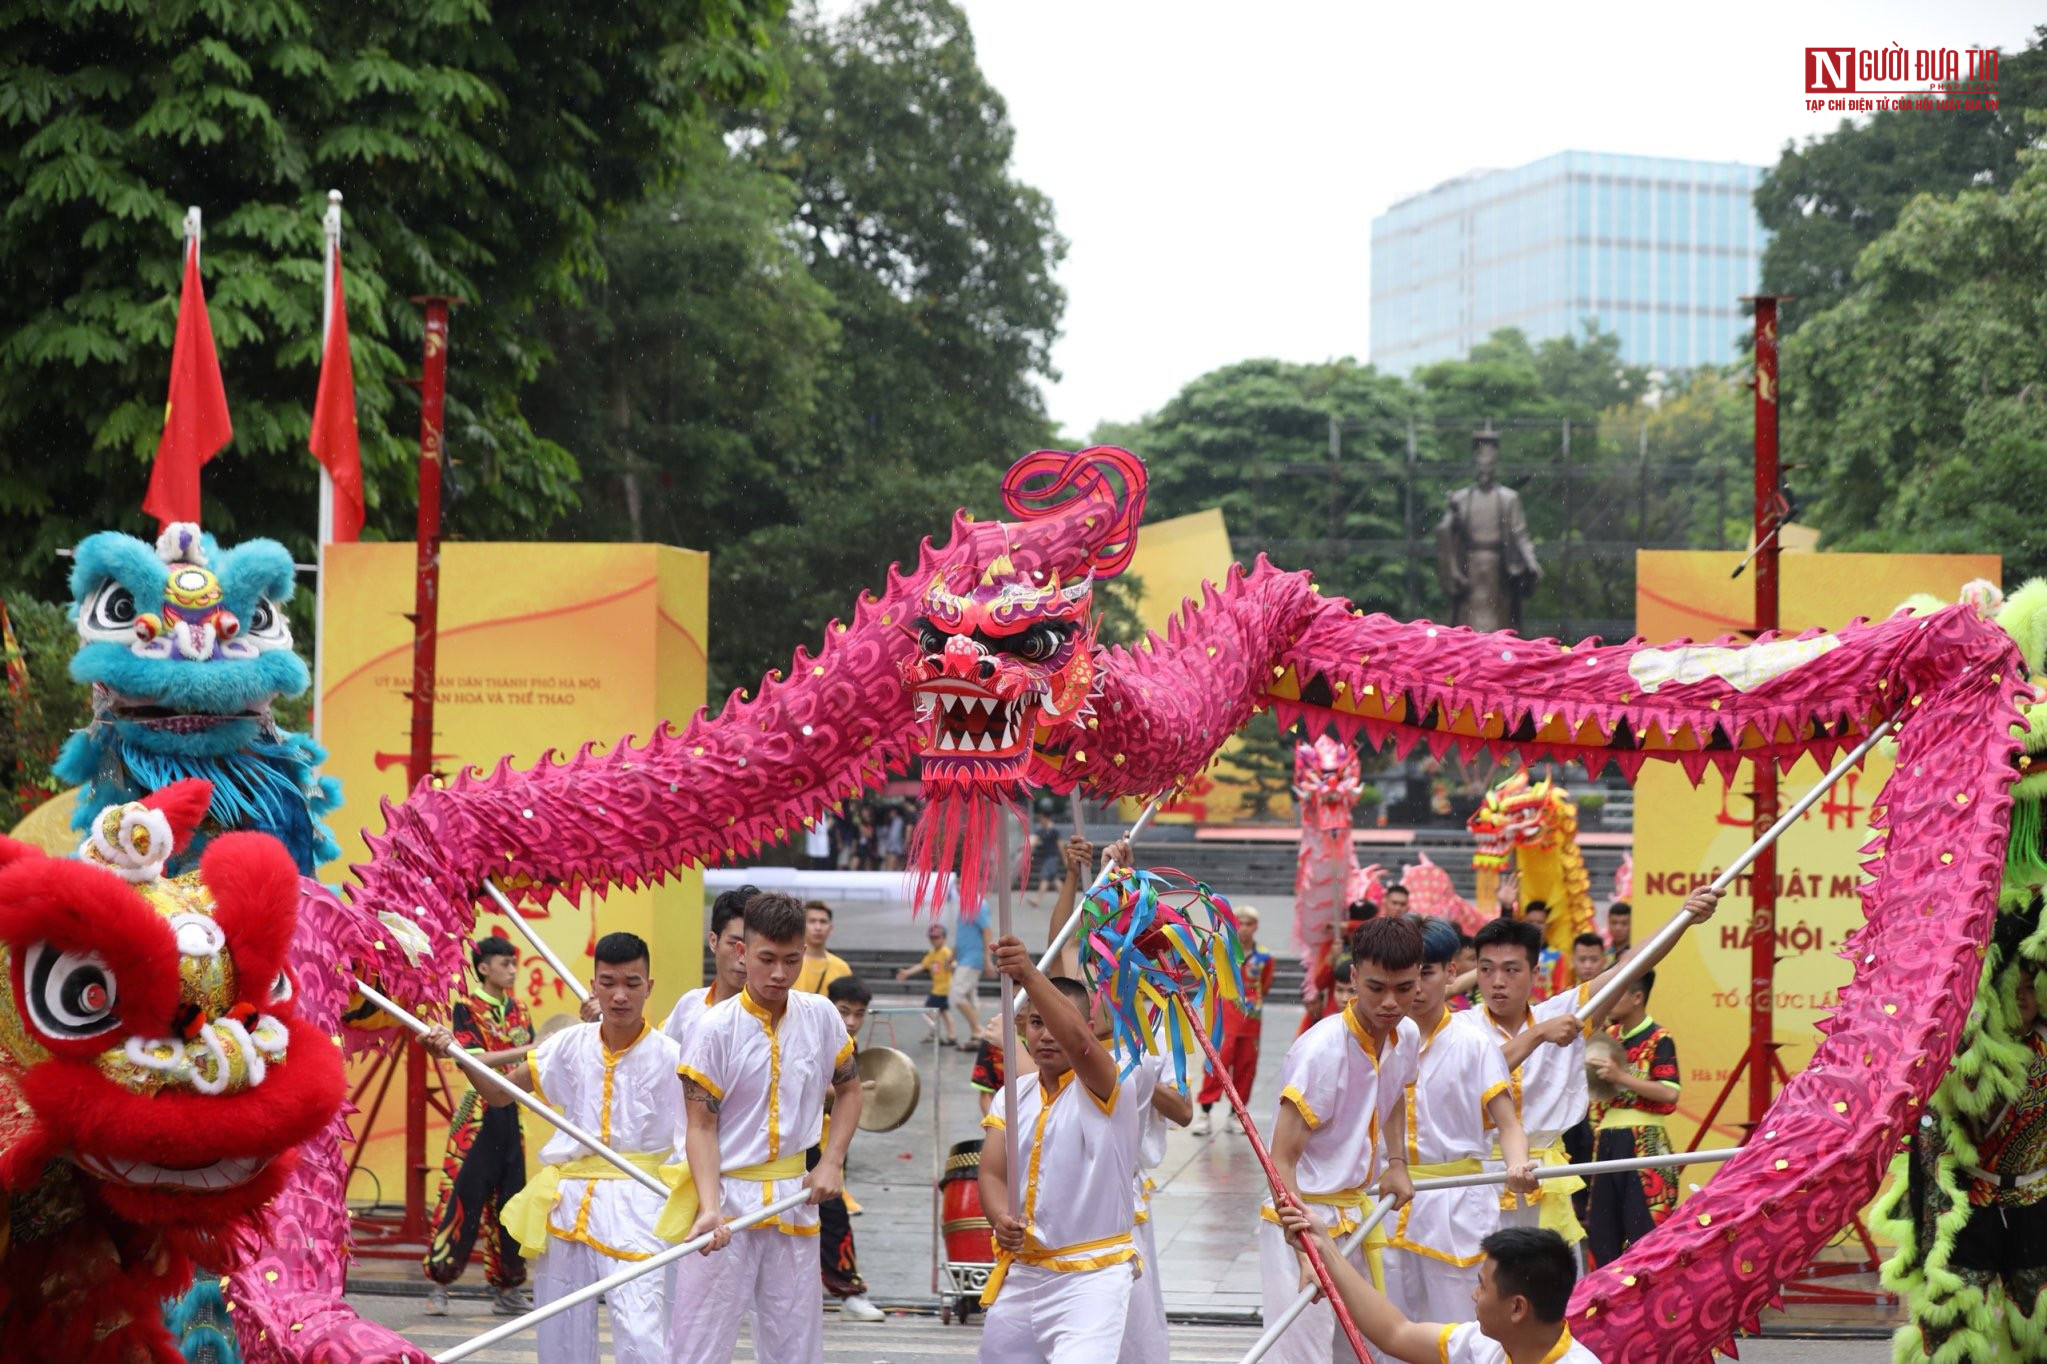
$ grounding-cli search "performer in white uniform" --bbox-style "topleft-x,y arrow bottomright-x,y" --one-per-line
1458,889 -> 1720,1246
1277,1211 -> 1603,1364
424,931 -> 679,1364
979,935 -> 1142,1363
1384,916 -> 1536,1323
1119,1032 -> 1191,1363
661,884 -> 752,1049
666,892 -> 862,1364
1261,917 -> 1424,1364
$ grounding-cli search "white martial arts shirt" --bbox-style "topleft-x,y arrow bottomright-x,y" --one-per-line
1457,987 -> 1588,1146
1127,1050 -> 1175,1217
1269,1006 -> 1420,1217
527,1019 -> 681,1260
1389,1010 -> 1513,1267
661,983 -> 742,1052
1438,1321 -> 1601,1363
983,1066 -> 1141,1265
677,987 -> 852,1234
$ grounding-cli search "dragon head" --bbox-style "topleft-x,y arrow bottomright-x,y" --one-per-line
0,779 -> 341,1226
67,521 -> 307,760
896,449 -> 1146,908
1467,769 -> 1565,869
1292,735 -> 1363,831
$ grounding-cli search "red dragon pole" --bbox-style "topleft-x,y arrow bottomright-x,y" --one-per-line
1182,988 -> 1372,1364
401,294 -> 456,1238
1746,295 -> 1786,1132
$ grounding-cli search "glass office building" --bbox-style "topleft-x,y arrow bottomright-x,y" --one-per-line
1369,151 -> 1768,375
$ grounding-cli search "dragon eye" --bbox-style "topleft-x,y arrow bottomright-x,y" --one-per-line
919,625 -> 948,655
269,969 -> 293,1005
23,944 -> 121,1040
1010,625 -> 1067,663
83,583 -> 139,635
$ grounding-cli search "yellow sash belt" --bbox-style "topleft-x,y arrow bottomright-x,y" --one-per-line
653,1152 -> 809,1242
501,1151 -> 670,1260
1260,1186 -> 1390,1290
979,1230 -> 1136,1307
1494,1143 -> 1584,1242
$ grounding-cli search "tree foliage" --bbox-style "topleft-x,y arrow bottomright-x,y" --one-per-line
0,0 -> 788,599
1757,29 -> 2047,331
1786,139 -> 2047,578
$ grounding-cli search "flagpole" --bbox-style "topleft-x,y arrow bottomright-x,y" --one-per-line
313,190 -> 340,748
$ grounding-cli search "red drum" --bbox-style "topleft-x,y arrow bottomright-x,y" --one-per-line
940,1138 -> 995,1265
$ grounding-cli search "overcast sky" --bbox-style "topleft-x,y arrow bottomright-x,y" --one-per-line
948,1 -> 2043,442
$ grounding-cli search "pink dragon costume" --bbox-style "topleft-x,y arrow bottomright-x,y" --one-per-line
287,445 -> 2022,1361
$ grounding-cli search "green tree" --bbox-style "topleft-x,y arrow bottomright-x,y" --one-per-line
695,0 -> 1066,696
532,153 -> 838,547
1786,139 -> 2047,578
0,0 -> 787,599
1095,357 -> 1419,614
1757,30 -> 2047,332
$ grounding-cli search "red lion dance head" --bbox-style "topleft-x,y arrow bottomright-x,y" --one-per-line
899,448 -> 1146,909
0,779 -> 342,1364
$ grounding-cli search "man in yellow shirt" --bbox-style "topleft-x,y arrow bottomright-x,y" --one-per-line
795,899 -> 852,994
897,922 -> 958,1044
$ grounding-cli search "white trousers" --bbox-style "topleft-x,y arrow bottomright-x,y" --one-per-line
1256,1217 -> 1387,1364
1118,1214 -> 1170,1364
667,1227 -> 819,1364
534,1238 -> 669,1364
1383,1246 -> 1479,1325
980,1262 -> 1135,1363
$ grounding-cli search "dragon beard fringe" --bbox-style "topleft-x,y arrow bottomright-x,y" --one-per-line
906,789 -> 1029,918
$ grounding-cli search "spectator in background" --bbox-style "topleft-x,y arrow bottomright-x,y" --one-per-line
1194,906 -> 1275,1134
897,922 -> 959,1045
1605,902 -> 1633,965
856,813 -> 879,870
1382,884 -> 1411,918
950,903 -> 986,1048
796,900 -> 853,995
1450,936 -> 1479,1012
1028,811 -> 1060,908
1525,901 -> 1561,1003
818,976 -> 884,1322
1584,971 -> 1681,1265
971,1012 -> 1006,1117
1569,933 -> 1606,993
1330,953 -> 1356,1011
832,805 -> 859,870
803,819 -> 832,872
882,804 -> 906,871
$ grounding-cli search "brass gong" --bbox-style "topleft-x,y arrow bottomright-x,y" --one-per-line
856,1046 -> 921,1132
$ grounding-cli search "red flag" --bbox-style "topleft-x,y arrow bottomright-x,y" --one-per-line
310,251 -> 364,543
142,237 -> 234,529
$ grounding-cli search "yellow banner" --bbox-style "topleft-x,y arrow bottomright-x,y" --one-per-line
1633,550 -> 1997,1179
320,542 -> 707,1199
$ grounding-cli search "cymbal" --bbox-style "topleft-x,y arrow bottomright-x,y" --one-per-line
856,1046 -> 921,1132
1585,1033 -> 1627,1104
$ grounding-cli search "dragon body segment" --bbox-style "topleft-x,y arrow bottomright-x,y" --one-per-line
334,449 -> 2024,1361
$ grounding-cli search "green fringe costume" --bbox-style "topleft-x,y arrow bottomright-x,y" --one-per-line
1874,579 -> 2047,1361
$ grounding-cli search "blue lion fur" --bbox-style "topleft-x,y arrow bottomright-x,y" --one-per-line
55,530 -> 340,876
162,1273 -> 244,1364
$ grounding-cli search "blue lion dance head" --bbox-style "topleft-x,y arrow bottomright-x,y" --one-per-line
53,522 -> 341,874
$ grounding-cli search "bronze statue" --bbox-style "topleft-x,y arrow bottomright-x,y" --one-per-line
1435,428 -> 1540,633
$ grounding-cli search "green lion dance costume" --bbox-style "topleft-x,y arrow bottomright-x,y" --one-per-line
1877,577 -> 2047,1361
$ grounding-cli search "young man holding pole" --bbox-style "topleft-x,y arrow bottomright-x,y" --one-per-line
422,935 -> 535,1316
425,931 -> 679,1364
1385,916 -> 1538,1324
978,934 -> 1142,1362
1456,887 -> 1719,1245
1279,1211 -> 1600,1364
1260,916 -> 1425,1364
661,885 -> 753,1051
666,892 -> 864,1364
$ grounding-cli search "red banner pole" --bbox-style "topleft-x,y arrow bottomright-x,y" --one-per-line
1744,295 -> 1786,1133
399,294 -> 457,1239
